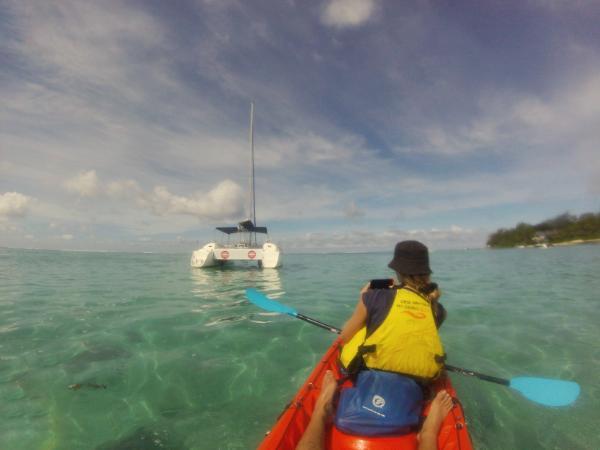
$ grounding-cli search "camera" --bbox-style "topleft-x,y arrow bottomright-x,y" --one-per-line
368,279 -> 394,289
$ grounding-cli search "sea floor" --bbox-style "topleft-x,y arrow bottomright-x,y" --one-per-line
0,246 -> 598,449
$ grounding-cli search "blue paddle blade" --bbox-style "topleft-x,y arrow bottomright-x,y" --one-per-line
510,377 -> 580,407
245,289 -> 298,317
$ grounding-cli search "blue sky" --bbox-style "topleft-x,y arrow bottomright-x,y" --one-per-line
1,0 -> 599,252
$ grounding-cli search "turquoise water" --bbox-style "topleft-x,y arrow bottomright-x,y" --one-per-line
0,246 -> 599,450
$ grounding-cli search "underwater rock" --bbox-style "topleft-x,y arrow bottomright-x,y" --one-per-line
66,344 -> 131,372
95,426 -> 184,450
68,383 -> 107,390
125,329 -> 145,343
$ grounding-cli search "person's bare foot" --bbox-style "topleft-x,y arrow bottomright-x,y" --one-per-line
417,390 -> 454,450
314,370 -> 336,421
425,390 -> 453,432
295,371 -> 337,450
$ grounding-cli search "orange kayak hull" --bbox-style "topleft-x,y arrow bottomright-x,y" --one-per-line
258,339 -> 474,450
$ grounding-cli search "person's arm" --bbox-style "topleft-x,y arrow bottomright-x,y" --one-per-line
339,284 -> 369,344
433,301 -> 446,329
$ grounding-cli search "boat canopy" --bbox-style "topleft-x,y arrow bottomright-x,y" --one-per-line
216,219 -> 268,235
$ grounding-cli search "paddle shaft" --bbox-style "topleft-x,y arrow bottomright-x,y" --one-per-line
445,364 -> 510,386
295,313 -> 341,334
294,313 -> 511,386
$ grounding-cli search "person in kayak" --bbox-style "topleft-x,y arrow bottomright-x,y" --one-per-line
338,240 -> 446,381
295,370 -> 454,450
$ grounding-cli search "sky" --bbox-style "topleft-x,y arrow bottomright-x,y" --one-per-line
1,0 -> 599,253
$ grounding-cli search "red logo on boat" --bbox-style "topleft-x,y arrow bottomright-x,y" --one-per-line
248,250 -> 256,259
220,250 -> 230,259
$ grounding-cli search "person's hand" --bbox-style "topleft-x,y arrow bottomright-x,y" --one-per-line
428,287 -> 441,302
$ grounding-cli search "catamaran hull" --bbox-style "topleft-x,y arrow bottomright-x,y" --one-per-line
190,243 -> 217,268
261,242 -> 281,268
190,242 -> 282,268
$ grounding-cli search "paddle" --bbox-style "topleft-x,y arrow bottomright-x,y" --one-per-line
245,288 -> 340,334
245,288 -> 580,407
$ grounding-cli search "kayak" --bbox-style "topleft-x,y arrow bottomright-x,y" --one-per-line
257,339 -> 474,450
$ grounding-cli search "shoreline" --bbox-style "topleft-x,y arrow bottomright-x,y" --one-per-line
551,238 -> 600,247
489,238 -> 600,249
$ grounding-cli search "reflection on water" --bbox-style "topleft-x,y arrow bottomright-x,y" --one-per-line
190,266 -> 283,298
190,266 -> 284,329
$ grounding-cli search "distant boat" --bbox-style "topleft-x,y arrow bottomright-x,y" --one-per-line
190,103 -> 282,269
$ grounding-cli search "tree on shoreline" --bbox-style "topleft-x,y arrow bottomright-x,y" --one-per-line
487,212 -> 600,248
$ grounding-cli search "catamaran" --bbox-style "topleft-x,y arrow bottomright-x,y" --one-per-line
190,103 -> 282,269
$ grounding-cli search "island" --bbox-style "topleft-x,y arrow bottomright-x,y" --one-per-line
487,212 -> 600,248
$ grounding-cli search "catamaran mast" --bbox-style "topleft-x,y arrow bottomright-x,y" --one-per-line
249,102 -> 256,246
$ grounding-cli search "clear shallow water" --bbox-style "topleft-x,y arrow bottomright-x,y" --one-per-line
0,246 -> 599,450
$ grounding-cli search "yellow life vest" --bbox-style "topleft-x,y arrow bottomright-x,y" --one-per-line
339,287 -> 445,380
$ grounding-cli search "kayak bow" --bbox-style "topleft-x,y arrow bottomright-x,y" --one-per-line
257,339 -> 474,450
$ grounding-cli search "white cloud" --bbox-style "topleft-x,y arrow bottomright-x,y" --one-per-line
144,180 -> 245,220
512,97 -> 556,128
109,178 -> 245,221
6,0 -> 165,94
2,0 -> 597,252
404,71 -> 600,159
67,170 -> 246,221
0,192 -> 33,218
321,0 -> 377,28
106,179 -> 144,199
64,170 -> 100,197
344,201 -> 365,219
0,161 -> 15,173
415,116 -> 504,156
0,222 -> 18,232
260,131 -> 367,167
282,226 -> 485,252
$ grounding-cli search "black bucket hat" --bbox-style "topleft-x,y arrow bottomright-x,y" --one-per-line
388,240 -> 432,275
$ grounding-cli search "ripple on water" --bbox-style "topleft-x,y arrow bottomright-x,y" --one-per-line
65,344 -> 132,373
95,426 -> 183,450
1,248 -> 599,450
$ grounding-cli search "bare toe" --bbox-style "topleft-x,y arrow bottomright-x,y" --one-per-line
434,390 -> 453,414
439,392 -> 453,414
421,390 -> 454,436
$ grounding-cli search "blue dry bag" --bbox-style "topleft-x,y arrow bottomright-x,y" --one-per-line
334,370 -> 423,436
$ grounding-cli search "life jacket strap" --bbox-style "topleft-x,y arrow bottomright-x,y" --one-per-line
358,344 -> 376,355
341,344 -> 376,376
